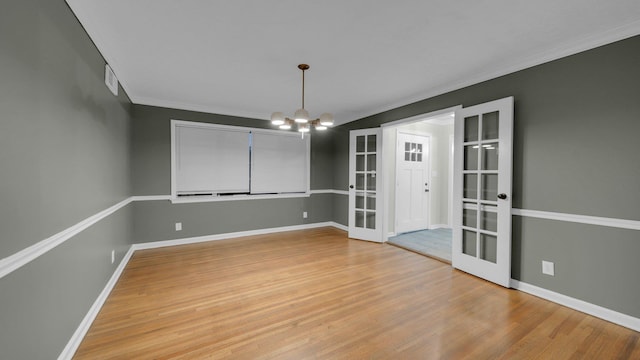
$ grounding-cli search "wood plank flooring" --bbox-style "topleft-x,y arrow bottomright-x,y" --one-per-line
74,227 -> 640,359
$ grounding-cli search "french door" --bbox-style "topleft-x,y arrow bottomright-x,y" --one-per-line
452,97 -> 513,287
348,128 -> 383,242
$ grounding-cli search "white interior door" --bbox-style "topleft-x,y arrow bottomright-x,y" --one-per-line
395,132 -> 430,234
348,128 -> 383,242
452,97 -> 513,288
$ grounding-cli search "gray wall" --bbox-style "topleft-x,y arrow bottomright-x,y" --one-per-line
133,195 -> 333,243
333,35 -> 640,317
0,0 -> 133,358
131,105 -> 335,242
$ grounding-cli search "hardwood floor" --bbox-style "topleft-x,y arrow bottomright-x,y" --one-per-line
74,227 -> 639,359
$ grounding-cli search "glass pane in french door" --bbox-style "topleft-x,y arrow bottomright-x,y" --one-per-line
461,111 -> 501,264
354,134 -> 377,230
481,111 -> 499,140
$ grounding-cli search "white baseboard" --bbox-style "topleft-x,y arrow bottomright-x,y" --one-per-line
429,224 -> 450,230
510,279 -> 640,332
133,222 -> 345,251
331,222 -> 348,232
58,246 -> 136,360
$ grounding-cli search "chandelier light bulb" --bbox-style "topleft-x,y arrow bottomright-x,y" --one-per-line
271,112 -> 285,126
319,113 -> 334,126
294,108 -> 309,123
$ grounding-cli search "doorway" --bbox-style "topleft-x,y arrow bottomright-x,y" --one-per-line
395,132 -> 430,234
383,109 -> 456,262
380,97 -> 514,288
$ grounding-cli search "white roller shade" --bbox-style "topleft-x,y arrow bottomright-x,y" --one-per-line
251,131 -> 308,194
175,125 -> 250,194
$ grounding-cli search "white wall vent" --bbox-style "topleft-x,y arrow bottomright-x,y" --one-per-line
104,64 -> 118,96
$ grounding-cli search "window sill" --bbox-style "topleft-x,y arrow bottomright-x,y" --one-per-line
170,192 -> 310,204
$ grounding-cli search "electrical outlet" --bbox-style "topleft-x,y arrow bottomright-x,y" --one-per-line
542,260 -> 555,276
175,222 -> 182,231
111,250 -> 115,264
303,212 -> 308,219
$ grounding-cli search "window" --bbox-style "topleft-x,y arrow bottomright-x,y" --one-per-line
174,124 -> 250,195
251,131 -> 308,194
404,141 -> 423,162
171,120 -> 309,202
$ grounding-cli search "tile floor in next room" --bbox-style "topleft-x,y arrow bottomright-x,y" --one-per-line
388,228 -> 452,262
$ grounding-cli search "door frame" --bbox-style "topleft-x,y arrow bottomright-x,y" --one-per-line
394,131 -> 431,234
381,105 -> 462,242
448,134 -> 454,227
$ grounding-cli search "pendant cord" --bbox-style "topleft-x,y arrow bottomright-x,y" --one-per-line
301,69 -> 305,109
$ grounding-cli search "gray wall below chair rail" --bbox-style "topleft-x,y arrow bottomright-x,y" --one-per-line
512,215 -> 640,318
332,193 -> 349,227
133,194 -> 334,244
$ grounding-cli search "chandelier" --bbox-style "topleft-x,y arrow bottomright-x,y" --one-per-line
271,64 -> 334,132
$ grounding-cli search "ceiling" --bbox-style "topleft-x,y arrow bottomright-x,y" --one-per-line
66,0 -> 640,125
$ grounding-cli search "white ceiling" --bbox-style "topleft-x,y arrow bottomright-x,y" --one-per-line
66,0 -> 640,125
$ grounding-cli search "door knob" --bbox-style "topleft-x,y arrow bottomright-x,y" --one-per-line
497,193 -> 507,200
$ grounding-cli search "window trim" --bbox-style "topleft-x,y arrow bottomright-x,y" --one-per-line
170,120 -> 311,203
